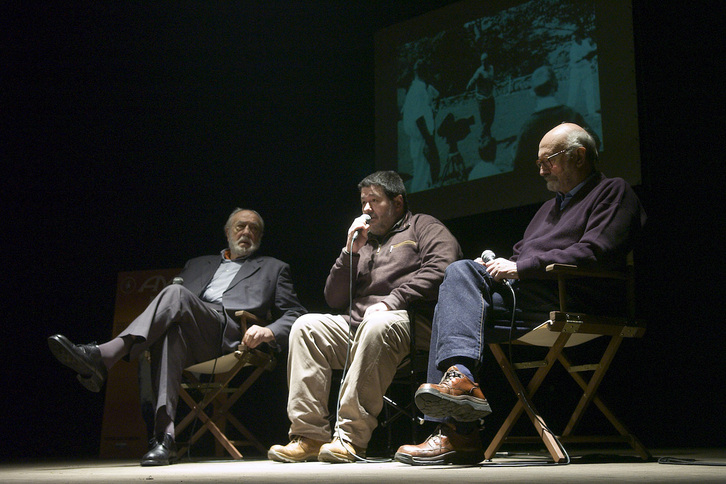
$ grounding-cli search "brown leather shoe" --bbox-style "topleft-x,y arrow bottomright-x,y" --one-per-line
395,422 -> 483,465
267,436 -> 327,463
415,366 -> 492,421
317,437 -> 366,463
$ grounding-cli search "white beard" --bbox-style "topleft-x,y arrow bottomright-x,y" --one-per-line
229,236 -> 259,259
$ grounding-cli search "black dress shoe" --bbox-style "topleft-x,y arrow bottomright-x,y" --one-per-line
141,433 -> 177,466
47,334 -> 107,392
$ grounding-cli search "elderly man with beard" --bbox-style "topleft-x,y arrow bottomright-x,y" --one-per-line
48,208 -> 306,466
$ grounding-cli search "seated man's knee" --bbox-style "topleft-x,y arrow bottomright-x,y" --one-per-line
290,314 -> 326,340
359,311 -> 406,341
445,259 -> 481,282
166,281 -> 203,297
156,283 -> 190,304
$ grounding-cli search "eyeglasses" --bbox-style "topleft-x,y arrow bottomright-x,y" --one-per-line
232,222 -> 262,235
536,148 -> 568,170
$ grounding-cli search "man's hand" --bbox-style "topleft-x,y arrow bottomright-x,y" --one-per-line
476,256 -> 519,282
241,325 -> 275,349
364,302 -> 390,318
346,214 -> 370,253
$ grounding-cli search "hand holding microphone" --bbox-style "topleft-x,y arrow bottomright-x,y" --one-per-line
479,249 -> 517,285
348,214 -> 371,252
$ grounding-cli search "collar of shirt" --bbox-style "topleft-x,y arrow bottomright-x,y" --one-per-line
200,250 -> 247,304
368,212 -> 408,245
222,248 -> 249,262
556,171 -> 598,210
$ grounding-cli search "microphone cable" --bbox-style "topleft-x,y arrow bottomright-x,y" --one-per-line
330,242 -> 392,463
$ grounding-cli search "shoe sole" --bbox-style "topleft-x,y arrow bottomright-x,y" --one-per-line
48,335 -> 104,393
140,455 -> 177,466
267,449 -> 319,463
317,448 -> 364,463
414,388 -> 492,422
317,450 -> 355,463
395,450 -> 483,466
77,373 -> 104,393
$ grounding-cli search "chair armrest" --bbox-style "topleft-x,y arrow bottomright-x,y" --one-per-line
546,263 -> 630,280
233,310 -> 269,338
234,310 -> 265,325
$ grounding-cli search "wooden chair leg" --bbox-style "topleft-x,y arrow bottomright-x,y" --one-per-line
485,333 -> 571,463
225,411 -> 268,453
176,362 -> 246,459
177,385 -> 244,459
178,363 -> 271,459
177,363 -> 242,435
180,389 -> 243,459
558,343 -> 652,460
560,335 -> 623,436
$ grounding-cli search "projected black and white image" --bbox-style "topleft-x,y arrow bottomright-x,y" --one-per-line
395,0 -> 602,194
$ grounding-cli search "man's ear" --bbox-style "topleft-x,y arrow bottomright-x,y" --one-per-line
574,146 -> 587,167
393,194 -> 405,211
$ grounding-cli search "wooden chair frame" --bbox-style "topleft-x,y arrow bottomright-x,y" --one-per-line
176,310 -> 276,459
485,257 -> 651,463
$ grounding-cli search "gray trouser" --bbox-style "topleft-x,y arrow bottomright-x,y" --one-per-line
118,284 -> 232,427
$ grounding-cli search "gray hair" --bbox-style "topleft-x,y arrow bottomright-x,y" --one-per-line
224,208 -> 265,233
563,128 -> 599,164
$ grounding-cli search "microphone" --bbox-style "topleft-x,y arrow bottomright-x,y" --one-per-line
172,277 -> 184,285
480,250 -> 511,286
480,249 -> 496,263
351,214 -> 371,243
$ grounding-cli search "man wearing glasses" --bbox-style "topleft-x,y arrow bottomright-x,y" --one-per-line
395,123 -> 646,465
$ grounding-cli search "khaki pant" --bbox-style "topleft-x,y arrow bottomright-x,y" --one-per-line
286,310 -> 428,449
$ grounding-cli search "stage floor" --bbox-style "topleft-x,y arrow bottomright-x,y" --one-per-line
2,448 -> 724,483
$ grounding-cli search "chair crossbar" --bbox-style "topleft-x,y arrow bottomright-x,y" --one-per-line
176,311 -> 275,460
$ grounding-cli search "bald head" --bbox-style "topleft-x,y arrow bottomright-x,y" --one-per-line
542,123 -> 598,161
537,123 -> 598,193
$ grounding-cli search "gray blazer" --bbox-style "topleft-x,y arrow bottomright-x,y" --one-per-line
178,253 -> 306,351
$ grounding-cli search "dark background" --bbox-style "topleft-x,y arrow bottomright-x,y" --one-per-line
2,1 -> 723,460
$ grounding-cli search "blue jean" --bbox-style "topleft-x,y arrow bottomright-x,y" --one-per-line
426,260 -> 554,385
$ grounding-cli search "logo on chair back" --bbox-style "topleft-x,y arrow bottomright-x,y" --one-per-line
120,274 -> 176,295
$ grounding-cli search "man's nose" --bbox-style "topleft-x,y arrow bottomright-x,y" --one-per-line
363,203 -> 372,213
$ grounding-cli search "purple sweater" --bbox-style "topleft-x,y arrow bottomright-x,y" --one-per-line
513,172 -> 646,279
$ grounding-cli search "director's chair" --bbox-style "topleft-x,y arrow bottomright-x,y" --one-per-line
485,255 -> 651,463
176,310 -> 276,459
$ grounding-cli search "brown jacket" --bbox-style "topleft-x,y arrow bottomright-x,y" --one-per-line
324,211 -> 462,326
